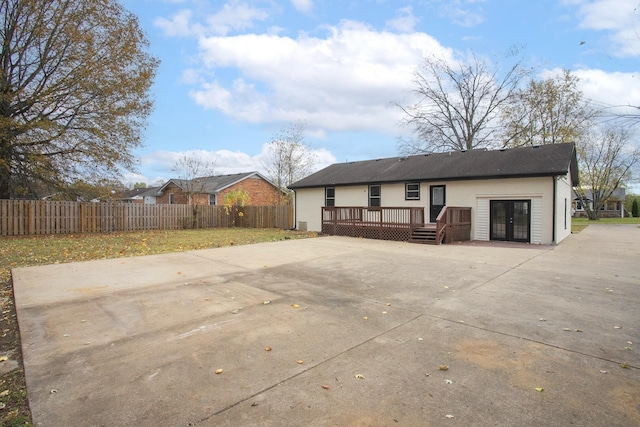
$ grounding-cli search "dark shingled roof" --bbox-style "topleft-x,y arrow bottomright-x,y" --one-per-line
290,143 -> 578,189
159,172 -> 274,194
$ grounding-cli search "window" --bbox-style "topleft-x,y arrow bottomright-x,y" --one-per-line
575,201 -> 583,210
325,187 -> 335,206
405,182 -> 420,200
369,184 -> 381,207
209,194 -> 217,206
169,193 -> 174,204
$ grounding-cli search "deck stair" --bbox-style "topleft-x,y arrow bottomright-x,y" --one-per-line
409,225 -> 440,244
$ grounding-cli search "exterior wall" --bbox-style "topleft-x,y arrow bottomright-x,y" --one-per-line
445,177 -> 554,244
294,187 -> 325,231
157,177 -> 281,206
555,173 -> 573,243
217,177 -> 280,206
295,176 -> 566,244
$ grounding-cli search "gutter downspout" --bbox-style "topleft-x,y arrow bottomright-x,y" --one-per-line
292,189 -> 297,230
552,176 -> 557,245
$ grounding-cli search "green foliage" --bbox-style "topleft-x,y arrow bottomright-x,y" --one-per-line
632,198 -> 639,217
223,189 -> 251,207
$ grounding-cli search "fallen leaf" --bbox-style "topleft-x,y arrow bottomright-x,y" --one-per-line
50,389 -> 58,394
445,415 -> 454,419
215,369 -> 224,374
291,304 -> 300,309
322,385 -> 330,389
535,387 -> 544,392
265,346 -> 272,351
382,311 -> 387,314
439,365 -> 449,371
0,390 -> 9,397
0,356 -> 8,362
444,379 -> 453,385
386,303 -> 391,306
354,374 -> 365,379
363,316 -> 368,320
600,370 -> 608,374
539,318 -> 547,321
297,360 -> 304,364
575,329 -> 583,332
262,300 -> 271,305
563,328 -> 571,331
620,362 -> 630,369
614,325 -> 622,329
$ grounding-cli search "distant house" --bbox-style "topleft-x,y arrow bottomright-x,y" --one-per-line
289,143 -> 578,245
115,187 -> 160,204
155,172 -> 281,206
573,188 -> 626,218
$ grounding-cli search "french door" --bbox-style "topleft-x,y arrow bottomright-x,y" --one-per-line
490,200 -> 531,243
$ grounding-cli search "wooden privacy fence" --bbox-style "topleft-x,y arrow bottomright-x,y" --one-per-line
0,200 -> 294,236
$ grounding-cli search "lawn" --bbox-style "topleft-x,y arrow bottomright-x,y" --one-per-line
0,228 -> 316,427
571,216 -> 640,233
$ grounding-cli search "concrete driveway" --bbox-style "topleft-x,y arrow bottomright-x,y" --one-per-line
12,224 -> 640,426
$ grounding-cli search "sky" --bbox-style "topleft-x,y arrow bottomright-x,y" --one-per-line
118,0 -> 640,188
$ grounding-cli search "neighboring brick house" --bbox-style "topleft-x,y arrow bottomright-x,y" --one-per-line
155,172 -> 282,206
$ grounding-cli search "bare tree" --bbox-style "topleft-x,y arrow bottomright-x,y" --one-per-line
0,0 -> 159,199
398,51 -> 528,154
171,153 -> 216,227
262,121 -> 316,203
501,70 -> 596,147
574,125 -> 640,220
171,153 -> 216,205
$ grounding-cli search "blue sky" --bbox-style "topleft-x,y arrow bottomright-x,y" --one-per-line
119,0 -> 640,187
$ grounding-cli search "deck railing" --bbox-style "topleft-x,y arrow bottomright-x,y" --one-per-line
321,206 -> 425,241
321,205 -> 471,244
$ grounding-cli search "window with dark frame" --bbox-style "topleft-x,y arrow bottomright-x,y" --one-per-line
325,187 -> 335,207
209,194 -> 216,206
405,182 -> 420,200
369,184 -> 381,207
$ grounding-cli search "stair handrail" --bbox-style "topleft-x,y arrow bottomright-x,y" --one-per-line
435,206 -> 447,244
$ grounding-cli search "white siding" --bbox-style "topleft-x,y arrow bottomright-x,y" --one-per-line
294,175 -> 563,244
475,198 -> 489,241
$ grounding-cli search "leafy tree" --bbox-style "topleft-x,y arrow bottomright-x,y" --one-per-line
397,51 -> 528,153
223,189 -> 251,207
501,70 -> 595,147
0,0 -> 159,199
262,121 -> 316,203
574,125 -> 640,220
133,182 -> 147,189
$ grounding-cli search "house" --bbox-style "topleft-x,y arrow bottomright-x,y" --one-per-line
114,186 -> 160,204
289,143 -> 578,245
573,188 -> 626,218
155,172 -> 281,206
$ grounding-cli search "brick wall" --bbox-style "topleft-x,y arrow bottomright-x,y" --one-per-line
217,177 -> 280,206
156,177 -> 282,206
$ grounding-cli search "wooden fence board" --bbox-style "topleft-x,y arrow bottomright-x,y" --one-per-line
0,200 -> 293,236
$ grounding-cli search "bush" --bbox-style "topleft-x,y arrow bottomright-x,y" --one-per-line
633,199 -> 639,218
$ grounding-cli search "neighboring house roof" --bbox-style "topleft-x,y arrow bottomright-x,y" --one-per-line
289,143 -> 579,189
573,188 -> 626,201
116,186 -> 161,201
158,172 -> 276,194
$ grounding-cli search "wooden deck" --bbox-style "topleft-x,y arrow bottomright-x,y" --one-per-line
321,206 -> 471,244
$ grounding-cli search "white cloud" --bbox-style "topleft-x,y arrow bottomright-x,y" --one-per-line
135,146 -> 336,186
154,9 -> 194,37
189,20 -> 451,135
154,1 -> 269,37
290,0 -> 313,14
568,0 -> 640,57
436,0 -> 486,27
385,6 -> 419,33
541,67 -> 640,117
